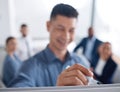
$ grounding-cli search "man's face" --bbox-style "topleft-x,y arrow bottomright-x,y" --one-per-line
20,27 -> 28,37
88,28 -> 94,38
47,15 -> 77,51
7,39 -> 18,52
98,43 -> 112,60
103,43 -> 112,56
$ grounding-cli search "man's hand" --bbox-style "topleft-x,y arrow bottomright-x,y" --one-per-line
56,64 -> 93,86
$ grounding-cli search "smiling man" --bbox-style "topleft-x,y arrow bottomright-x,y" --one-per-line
9,3 -> 93,87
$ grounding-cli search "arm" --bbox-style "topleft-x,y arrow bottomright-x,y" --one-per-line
2,59 -> 18,87
7,60 -> 18,77
73,39 -> 84,52
9,58 -> 37,87
94,57 -> 117,84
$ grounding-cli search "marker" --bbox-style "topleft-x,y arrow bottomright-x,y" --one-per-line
66,65 -> 70,69
87,77 -> 101,85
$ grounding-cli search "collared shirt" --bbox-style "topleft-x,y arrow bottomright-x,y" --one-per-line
95,58 -> 107,76
84,36 -> 96,61
2,54 -> 22,87
16,36 -> 34,61
10,46 -> 90,87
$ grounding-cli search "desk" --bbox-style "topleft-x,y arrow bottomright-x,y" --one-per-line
0,83 -> 120,92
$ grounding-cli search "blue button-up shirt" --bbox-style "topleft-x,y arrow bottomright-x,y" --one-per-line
3,54 -> 22,87
10,46 -> 90,87
85,36 -> 96,61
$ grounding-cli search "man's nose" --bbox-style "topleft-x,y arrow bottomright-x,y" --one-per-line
63,31 -> 70,40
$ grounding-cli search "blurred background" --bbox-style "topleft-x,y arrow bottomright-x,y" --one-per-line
1,0 -> 120,87
0,0 -> 120,55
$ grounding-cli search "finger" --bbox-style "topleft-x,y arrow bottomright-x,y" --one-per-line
62,76 -> 84,86
66,64 -> 93,77
63,69 -> 88,85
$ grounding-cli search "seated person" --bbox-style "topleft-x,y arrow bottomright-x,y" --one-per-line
9,4 -> 93,87
91,42 -> 117,84
73,27 -> 102,63
2,37 -> 22,87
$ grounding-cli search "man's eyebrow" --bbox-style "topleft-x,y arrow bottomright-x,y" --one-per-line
56,24 -> 64,28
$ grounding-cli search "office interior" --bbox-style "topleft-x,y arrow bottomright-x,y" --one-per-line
0,0 -> 120,89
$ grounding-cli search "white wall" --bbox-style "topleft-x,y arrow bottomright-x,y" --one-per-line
0,0 -> 92,47
94,0 -> 120,57
14,0 -> 92,40
0,0 -> 16,46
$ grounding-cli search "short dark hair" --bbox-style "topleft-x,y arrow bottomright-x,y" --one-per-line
88,27 -> 93,31
6,37 -> 15,45
21,24 -> 27,28
50,3 -> 79,20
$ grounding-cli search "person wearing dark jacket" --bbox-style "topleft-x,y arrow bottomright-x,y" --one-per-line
91,42 -> 117,84
74,27 -> 102,63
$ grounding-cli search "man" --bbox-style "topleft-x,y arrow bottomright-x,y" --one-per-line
74,27 -> 102,63
16,24 -> 34,61
91,42 -> 117,84
2,37 -> 22,87
9,3 -> 93,87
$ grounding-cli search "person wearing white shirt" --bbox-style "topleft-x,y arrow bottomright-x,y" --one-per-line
16,24 -> 34,61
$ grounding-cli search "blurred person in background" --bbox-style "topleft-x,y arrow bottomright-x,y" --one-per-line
16,24 -> 35,61
74,27 -> 102,63
2,37 -> 22,87
91,42 -> 117,84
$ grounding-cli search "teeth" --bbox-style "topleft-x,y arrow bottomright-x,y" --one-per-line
58,39 -> 67,45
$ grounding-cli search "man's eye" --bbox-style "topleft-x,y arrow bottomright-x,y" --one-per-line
69,29 -> 74,33
57,28 -> 64,31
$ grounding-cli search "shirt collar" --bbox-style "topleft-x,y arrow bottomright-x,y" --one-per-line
21,36 -> 30,40
44,46 -> 57,63
44,46 -> 72,63
88,36 -> 96,42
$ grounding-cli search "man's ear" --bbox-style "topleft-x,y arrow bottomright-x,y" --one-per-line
46,21 -> 51,32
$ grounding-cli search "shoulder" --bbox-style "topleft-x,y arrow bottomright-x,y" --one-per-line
82,37 -> 88,41
17,37 -> 23,41
70,53 -> 90,68
22,49 -> 47,68
70,53 -> 82,63
70,53 -> 79,59
78,37 -> 88,44
3,55 -> 17,71
18,50 -> 47,77
17,37 -> 25,46
95,38 -> 103,43
4,55 -> 12,64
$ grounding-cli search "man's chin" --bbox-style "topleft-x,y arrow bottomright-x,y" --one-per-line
57,46 -> 67,51
55,42 -> 69,51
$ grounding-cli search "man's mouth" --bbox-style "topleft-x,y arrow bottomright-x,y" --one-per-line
57,39 -> 68,46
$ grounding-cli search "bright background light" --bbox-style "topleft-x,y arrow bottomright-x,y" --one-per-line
14,0 -> 92,39
95,0 -> 120,56
42,0 -> 88,10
